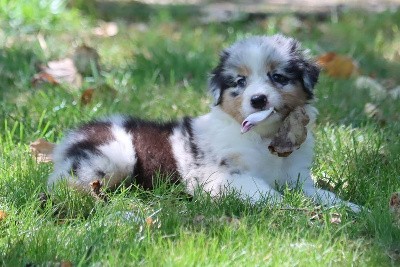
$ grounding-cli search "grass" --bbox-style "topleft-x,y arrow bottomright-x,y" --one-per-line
1,1 -> 400,265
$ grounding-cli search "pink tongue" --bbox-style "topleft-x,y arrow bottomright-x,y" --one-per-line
241,108 -> 275,134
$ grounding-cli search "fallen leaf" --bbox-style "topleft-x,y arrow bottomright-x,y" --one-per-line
390,192 -> 400,227
317,52 -> 359,78
309,211 -> 323,221
93,21 -> 119,37
330,212 -> 342,224
80,83 -> 117,106
33,58 -> 82,88
29,138 -> 55,163
89,180 -> 108,202
73,45 -> 100,76
60,261 -> 73,267
81,88 -> 95,105
31,72 -> 59,86
145,216 -> 154,226
0,210 -> 7,221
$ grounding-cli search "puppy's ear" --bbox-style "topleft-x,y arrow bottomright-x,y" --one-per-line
288,39 -> 320,99
301,60 -> 320,98
209,51 -> 230,106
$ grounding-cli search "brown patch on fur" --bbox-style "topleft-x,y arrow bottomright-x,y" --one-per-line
220,90 -> 244,123
279,83 -> 309,116
237,65 -> 251,77
132,123 -> 179,190
66,121 -> 113,158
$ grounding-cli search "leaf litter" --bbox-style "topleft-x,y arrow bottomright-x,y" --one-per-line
0,210 -> 7,222
32,44 -> 101,89
29,138 -> 55,163
317,52 -> 359,78
32,58 -> 82,88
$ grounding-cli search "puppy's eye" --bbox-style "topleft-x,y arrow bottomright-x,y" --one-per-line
236,76 -> 247,87
271,73 -> 290,86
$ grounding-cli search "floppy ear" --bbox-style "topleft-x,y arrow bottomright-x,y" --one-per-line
301,60 -> 320,98
208,51 -> 230,106
287,39 -> 320,99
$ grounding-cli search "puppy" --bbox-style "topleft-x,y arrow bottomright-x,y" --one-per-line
48,34 -> 361,212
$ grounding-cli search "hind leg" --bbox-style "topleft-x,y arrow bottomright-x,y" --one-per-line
48,154 -> 135,192
48,120 -> 137,193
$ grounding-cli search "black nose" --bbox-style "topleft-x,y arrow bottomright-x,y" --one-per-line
250,94 -> 268,109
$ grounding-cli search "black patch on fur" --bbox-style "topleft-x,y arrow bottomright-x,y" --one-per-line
230,170 -> 241,175
209,51 -> 235,105
123,118 -> 180,190
71,161 -> 79,175
284,57 -> 320,100
230,91 -> 239,97
289,39 -> 299,54
65,121 -> 113,159
182,117 -> 203,161
219,159 -> 228,166
96,170 -> 106,177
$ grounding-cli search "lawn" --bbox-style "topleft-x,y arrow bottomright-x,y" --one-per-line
1,0 -> 400,265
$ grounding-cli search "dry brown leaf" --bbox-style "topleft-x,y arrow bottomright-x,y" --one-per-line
309,211 -> 323,221
30,138 -> 55,163
317,52 -> 359,78
31,72 -> 59,86
33,58 -> 82,88
89,180 -> 108,202
60,261 -> 73,267
330,213 -> 342,224
0,210 -> 7,222
269,106 -> 309,157
93,21 -> 119,37
80,83 -> 117,106
145,216 -> 154,226
81,88 -> 95,106
390,192 -> 400,227
73,45 -> 100,76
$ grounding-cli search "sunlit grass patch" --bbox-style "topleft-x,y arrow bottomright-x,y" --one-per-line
1,2 -> 400,266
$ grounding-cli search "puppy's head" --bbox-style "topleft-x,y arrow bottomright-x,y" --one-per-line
209,35 -> 319,135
